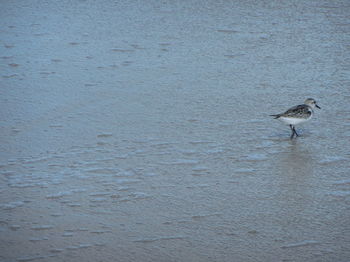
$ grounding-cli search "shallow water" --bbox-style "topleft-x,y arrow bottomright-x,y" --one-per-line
1,0 -> 350,261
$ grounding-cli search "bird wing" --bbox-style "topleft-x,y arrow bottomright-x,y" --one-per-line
281,104 -> 312,118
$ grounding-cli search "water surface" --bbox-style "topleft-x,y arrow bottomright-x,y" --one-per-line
1,0 -> 350,261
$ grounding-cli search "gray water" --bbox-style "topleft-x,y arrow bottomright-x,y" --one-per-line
1,0 -> 350,261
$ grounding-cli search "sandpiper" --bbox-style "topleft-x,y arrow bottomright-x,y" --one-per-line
270,98 -> 321,138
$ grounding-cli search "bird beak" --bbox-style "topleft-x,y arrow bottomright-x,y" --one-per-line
316,104 -> 321,109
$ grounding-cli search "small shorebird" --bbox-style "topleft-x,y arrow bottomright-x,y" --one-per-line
270,98 -> 321,139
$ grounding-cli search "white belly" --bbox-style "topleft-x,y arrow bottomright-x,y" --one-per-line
279,116 -> 311,125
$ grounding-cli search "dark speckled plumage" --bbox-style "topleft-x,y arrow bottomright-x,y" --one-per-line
272,104 -> 312,119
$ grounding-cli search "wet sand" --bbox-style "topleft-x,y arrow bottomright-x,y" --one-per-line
1,0 -> 350,261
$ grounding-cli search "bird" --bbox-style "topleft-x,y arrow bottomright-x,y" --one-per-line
270,98 -> 321,139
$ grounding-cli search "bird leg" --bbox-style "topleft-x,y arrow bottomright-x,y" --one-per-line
289,125 -> 297,139
292,126 -> 299,137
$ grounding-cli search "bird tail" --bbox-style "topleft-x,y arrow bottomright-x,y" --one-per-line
270,114 -> 280,119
